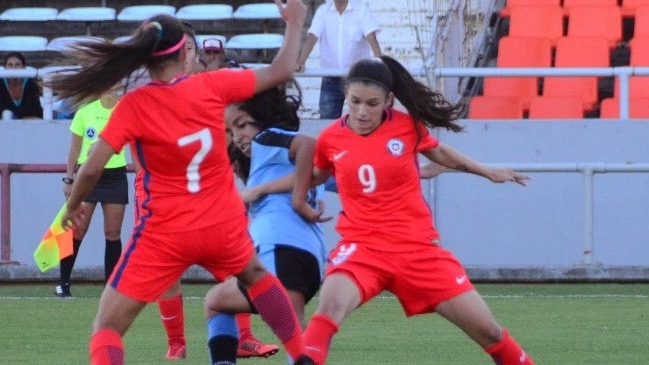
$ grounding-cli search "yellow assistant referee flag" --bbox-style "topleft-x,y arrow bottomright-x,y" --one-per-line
33,203 -> 73,272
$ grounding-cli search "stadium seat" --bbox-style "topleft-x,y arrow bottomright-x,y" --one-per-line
528,96 -> 584,119
233,3 -> 281,19
468,96 -> 524,119
117,5 -> 176,21
629,36 -> 649,64
621,0 -> 649,17
499,0 -> 560,18
226,34 -> 284,49
599,98 -> 649,118
0,7 -> 58,21
567,6 -> 622,48
176,4 -> 233,20
482,37 -> 552,110
543,37 -> 610,111
56,7 -> 116,36
563,0 -> 619,15
632,6 -> 649,37
0,36 -> 48,52
507,5 -> 564,45
46,36 -> 104,52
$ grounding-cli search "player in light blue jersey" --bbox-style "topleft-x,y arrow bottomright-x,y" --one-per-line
201,82 -> 329,364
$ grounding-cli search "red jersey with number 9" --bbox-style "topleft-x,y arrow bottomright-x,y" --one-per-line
314,109 -> 441,251
101,68 -> 256,232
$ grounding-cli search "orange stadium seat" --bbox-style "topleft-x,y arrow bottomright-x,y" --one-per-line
508,5 -> 564,45
500,0 -> 561,17
563,0 -> 619,15
468,96 -> 524,119
482,37 -> 552,110
632,6 -> 649,37
528,96 -> 584,119
600,98 -> 649,118
543,37 -> 610,111
629,36 -> 649,64
621,0 -> 649,16
567,6 -> 622,48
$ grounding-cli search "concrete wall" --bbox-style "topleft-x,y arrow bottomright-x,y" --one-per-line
2,118 -> 649,281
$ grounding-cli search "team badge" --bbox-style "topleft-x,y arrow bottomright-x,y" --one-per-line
85,127 -> 98,140
386,138 -> 405,156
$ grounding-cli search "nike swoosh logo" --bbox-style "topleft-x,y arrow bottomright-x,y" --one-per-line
519,351 -> 527,362
161,315 -> 177,321
455,275 -> 467,285
333,150 -> 348,161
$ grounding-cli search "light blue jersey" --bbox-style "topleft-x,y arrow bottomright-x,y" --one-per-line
247,127 -> 327,272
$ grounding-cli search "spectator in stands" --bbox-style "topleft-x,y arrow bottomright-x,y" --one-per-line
49,4 -> 316,364
292,56 -> 536,365
0,52 -> 43,119
57,84 -> 126,298
296,0 -> 382,119
200,37 -> 241,71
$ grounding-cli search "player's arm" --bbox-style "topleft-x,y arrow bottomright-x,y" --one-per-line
419,161 -> 447,179
421,143 -> 529,185
240,173 -> 294,204
291,136 -> 330,222
61,138 -> 116,230
253,0 -> 306,93
365,31 -> 382,57
63,134 -> 82,197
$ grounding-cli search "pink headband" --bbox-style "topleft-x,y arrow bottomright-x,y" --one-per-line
153,34 -> 186,57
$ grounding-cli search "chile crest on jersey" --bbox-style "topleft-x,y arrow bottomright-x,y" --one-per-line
386,138 -> 405,157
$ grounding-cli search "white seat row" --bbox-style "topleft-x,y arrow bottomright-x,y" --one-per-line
0,4 -> 281,22
0,33 -> 284,52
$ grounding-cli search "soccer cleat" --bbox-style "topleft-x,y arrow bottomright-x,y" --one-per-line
165,344 -> 187,360
294,355 -> 317,365
236,337 -> 279,358
54,283 -> 71,298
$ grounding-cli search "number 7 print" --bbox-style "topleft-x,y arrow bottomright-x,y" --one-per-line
177,128 -> 213,193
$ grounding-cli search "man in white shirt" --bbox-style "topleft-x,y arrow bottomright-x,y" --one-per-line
297,0 -> 382,119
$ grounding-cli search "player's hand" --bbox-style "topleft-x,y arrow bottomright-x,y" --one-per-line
488,168 -> 530,186
240,186 -> 264,204
293,200 -> 332,223
275,0 -> 307,25
60,204 -> 87,231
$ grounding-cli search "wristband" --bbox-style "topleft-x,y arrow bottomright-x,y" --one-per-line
62,177 -> 74,185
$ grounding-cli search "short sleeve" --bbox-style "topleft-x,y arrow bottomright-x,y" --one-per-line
99,98 -> 136,154
415,122 -> 439,152
307,5 -> 325,37
200,68 -> 256,105
360,4 -> 380,37
313,133 -> 332,172
69,106 -> 85,136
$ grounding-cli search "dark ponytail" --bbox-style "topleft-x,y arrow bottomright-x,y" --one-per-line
46,14 -> 185,108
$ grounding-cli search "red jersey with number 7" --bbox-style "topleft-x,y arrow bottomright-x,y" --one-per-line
101,68 -> 256,232
314,109 -> 441,251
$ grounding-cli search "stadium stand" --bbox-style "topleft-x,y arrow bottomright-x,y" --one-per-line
116,5 -> 176,21
176,4 -> 233,20
599,97 -> 649,118
0,7 -> 58,21
468,96 -> 523,119
507,5 -> 564,46
233,3 -> 281,19
621,0 -> 649,17
528,96 -> 584,119
482,36 -> 552,111
56,7 -> 117,36
499,0 -> 561,17
632,6 -> 649,37
566,5 -> 622,48
542,37 -> 610,111
563,0 -> 619,15
0,36 -> 48,52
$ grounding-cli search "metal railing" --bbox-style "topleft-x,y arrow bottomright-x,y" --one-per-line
2,66 -> 647,120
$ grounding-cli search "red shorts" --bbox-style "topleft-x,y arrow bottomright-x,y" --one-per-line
326,241 -> 474,316
108,216 -> 254,302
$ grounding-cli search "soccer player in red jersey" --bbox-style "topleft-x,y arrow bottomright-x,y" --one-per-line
292,55 -> 536,365
48,2 -> 316,365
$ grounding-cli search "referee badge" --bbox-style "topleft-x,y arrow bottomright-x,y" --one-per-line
386,138 -> 405,156
85,127 -> 98,140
